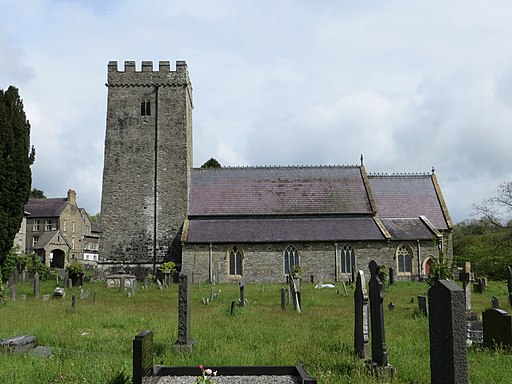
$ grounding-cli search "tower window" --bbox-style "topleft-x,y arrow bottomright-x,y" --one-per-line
140,101 -> 151,116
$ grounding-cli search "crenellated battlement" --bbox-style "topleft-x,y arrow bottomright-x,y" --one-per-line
107,60 -> 190,87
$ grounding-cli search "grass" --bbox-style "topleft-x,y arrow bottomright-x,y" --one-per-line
0,277 -> 511,383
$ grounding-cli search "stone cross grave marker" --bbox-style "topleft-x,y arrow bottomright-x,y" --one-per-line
461,262 -> 472,311
174,273 -> 195,351
428,279 -> 467,384
483,308 -> 512,349
368,260 -> 388,367
354,270 -> 369,359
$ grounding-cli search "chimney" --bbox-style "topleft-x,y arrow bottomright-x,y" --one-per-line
67,189 -> 77,206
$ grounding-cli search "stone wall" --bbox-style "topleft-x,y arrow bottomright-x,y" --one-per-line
182,238 -> 444,283
100,61 -> 192,268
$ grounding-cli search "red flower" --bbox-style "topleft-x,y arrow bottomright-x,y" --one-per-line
199,365 -> 204,370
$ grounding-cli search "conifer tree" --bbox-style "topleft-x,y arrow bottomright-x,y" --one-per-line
0,86 -> 35,268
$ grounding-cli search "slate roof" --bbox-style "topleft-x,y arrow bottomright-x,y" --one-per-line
185,166 -> 452,244
189,166 -> 372,216
25,198 -> 68,218
368,174 -> 450,231
186,217 -> 385,243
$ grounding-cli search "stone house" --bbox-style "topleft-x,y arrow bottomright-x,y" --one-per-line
24,189 -> 97,267
100,60 -> 453,282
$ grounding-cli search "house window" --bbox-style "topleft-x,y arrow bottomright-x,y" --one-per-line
228,246 -> 243,276
283,244 -> 299,275
32,236 -> 39,247
396,244 -> 413,274
140,100 -> 151,116
340,244 -> 356,274
33,220 -> 40,231
63,219 -> 67,232
45,219 -> 52,231
72,221 -> 76,234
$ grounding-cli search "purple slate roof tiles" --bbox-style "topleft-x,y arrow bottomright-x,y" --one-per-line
25,198 -> 68,218
185,166 -> 451,243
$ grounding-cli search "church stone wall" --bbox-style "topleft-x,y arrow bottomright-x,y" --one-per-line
182,239 -> 442,284
100,61 -> 192,273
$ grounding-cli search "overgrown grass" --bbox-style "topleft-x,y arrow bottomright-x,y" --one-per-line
0,277 -> 510,383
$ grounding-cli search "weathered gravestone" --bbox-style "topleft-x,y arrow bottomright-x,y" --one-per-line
53,287 -> 65,299
483,308 -> 512,349
239,280 -> 246,306
33,272 -> 40,299
428,279 -> 467,384
10,283 -> 16,301
368,260 -> 388,367
133,330 -> 154,384
174,273 -> 195,351
491,296 -> 500,309
0,335 -> 37,354
388,267 -> 395,286
354,270 -> 369,359
289,276 -> 301,313
461,262 -> 473,311
417,295 -> 428,316
281,287 -> 286,311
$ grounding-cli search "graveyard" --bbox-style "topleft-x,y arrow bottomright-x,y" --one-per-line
0,271 -> 511,383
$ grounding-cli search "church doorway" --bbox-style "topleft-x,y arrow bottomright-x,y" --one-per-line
423,257 -> 432,276
50,249 -> 65,268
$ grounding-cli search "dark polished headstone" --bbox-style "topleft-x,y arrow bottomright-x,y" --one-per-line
368,260 -> 388,367
133,330 -> 154,384
354,270 -> 369,359
483,308 -> 512,348
428,279 -> 467,384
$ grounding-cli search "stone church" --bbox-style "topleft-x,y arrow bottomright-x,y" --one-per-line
100,60 -> 453,283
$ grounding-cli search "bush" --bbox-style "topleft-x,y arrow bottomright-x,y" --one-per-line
66,261 -> 84,277
159,261 -> 176,274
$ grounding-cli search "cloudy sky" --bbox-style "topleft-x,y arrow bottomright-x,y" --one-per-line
2,0 -> 512,224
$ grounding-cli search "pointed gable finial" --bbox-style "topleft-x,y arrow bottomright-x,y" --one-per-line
360,154 -> 364,166
431,166 -> 435,174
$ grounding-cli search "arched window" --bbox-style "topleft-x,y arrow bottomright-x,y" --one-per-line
228,246 -> 243,276
340,244 -> 356,274
283,244 -> 299,275
396,244 -> 413,274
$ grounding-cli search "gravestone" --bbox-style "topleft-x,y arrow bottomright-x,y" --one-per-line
428,279 -> 467,384
388,267 -> 395,286
33,272 -> 40,298
55,288 -> 65,299
10,284 -> 16,301
491,296 -> 500,309
131,280 -> 137,297
239,280 -> 246,307
354,270 -> 369,359
289,276 -> 301,313
281,287 -> 286,311
417,295 -> 428,316
482,308 -> 512,348
461,262 -> 473,311
0,335 -> 37,354
71,294 -> 76,309
507,266 -> 512,307
368,260 -> 388,367
174,273 -> 195,351
119,276 -> 125,294
133,330 -> 154,384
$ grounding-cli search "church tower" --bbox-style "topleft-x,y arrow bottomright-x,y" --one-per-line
100,60 -> 193,275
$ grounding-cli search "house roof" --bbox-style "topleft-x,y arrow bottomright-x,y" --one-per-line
189,166 -> 373,216
25,198 -> 68,218
185,217 -> 385,243
368,173 -> 451,231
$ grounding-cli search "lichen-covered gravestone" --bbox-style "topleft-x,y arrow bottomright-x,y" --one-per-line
354,270 -> 369,359
174,273 -> 195,351
368,260 -> 388,367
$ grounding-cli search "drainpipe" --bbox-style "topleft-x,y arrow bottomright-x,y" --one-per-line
417,239 -> 422,279
208,242 -> 213,283
334,242 -> 339,283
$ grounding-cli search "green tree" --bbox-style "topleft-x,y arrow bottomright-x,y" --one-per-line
30,188 -> 46,198
201,158 -> 221,168
0,86 -> 35,268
